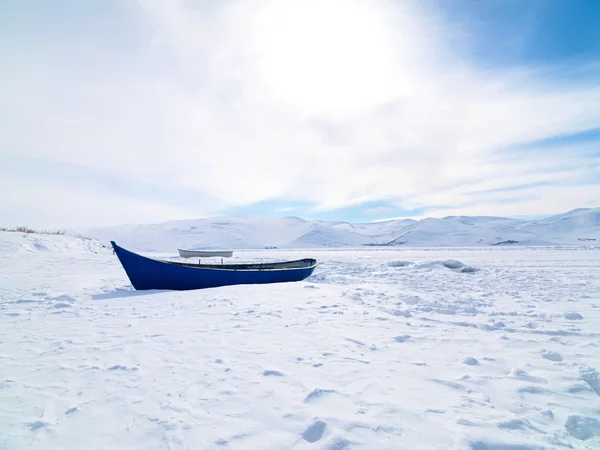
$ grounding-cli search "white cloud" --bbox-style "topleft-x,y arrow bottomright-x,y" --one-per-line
277,206 -> 298,212
420,184 -> 600,218
2,0 -> 599,226
0,175 -> 200,228
363,206 -> 394,216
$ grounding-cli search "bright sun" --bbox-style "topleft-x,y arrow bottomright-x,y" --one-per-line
248,0 -> 399,119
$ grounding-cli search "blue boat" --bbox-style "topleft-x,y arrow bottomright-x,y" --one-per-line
111,241 -> 318,291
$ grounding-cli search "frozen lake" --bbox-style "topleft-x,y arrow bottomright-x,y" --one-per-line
1,245 -> 599,449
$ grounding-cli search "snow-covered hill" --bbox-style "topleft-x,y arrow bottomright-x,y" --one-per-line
0,231 -> 108,255
522,208 -> 600,241
71,208 -> 600,251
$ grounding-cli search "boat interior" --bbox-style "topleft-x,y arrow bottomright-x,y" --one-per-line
165,258 -> 318,270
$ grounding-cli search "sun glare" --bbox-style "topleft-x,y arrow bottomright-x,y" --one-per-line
249,0 -> 399,119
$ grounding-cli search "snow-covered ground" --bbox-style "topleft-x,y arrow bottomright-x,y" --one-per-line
1,234 -> 600,449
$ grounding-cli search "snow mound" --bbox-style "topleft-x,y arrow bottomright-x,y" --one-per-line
416,260 -> 480,273
443,259 -> 466,269
0,231 -> 108,254
387,260 -> 413,267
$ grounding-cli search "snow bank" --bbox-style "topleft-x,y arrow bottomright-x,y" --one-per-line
0,231 -> 108,254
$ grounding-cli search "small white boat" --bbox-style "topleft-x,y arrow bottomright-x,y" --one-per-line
178,249 -> 233,258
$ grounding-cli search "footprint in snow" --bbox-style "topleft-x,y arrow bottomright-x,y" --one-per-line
53,303 -> 72,309
518,386 -> 547,394
302,419 -> 327,443
327,437 -> 354,449
28,421 -> 49,431
567,382 -> 594,394
304,389 -> 337,404
495,418 -> 547,435
52,294 -> 76,303
564,312 -> 583,320
344,338 -> 366,347
541,351 -> 563,362
263,370 -> 284,377
462,357 -> 479,366
108,365 -> 138,372
428,379 -> 470,392
508,368 -> 546,384
388,309 -> 411,318
457,418 -> 477,427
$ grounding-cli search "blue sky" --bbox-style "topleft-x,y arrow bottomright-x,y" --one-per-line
433,0 -> 600,66
1,0 -> 599,227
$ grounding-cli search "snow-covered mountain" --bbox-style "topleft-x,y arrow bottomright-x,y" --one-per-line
71,208 -> 600,251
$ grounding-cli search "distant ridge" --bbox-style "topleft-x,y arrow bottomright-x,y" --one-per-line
71,208 -> 600,251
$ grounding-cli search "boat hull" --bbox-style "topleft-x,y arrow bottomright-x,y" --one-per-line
111,241 -> 317,291
178,249 -> 233,258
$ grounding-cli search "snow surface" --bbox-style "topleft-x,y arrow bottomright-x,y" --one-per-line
71,208 -> 600,251
1,232 -> 600,449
